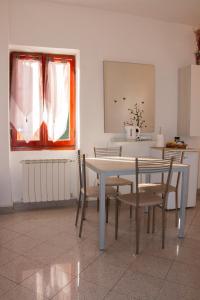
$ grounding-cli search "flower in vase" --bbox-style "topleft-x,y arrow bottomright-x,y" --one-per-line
123,101 -> 147,129
194,28 -> 200,64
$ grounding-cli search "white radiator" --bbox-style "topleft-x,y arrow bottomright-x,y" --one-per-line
21,159 -> 76,203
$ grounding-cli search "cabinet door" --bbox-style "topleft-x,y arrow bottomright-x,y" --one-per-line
182,152 -> 198,207
190,65 -> 200,136
167,152 -> 198,209
151,149 -> 199,209
177,66 -> 191,136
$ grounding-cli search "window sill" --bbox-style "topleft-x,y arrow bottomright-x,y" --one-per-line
11,145 -> 76,151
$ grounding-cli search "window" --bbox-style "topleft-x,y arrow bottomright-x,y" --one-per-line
10,51 -> 76,150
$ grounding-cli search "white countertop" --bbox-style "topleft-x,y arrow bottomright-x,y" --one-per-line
111,138 -> 154,143
151,146 -> 200,152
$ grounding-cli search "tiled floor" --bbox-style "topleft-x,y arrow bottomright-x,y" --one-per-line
0,199 -> 200,299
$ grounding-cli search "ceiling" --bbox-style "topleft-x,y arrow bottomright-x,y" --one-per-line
44,0 -> 200,26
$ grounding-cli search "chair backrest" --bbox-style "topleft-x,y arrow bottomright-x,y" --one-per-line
162,148 -> 183,187
162,149 -> 183,163
82,154 -> 87,195
77,150 -> 87,194
94,146 -> 122,180
135,157 -> 174,208
77,149 -> 83,189
94,146 -> 122,158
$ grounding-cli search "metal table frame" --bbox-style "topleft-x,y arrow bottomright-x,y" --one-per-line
86,157 -> 189,250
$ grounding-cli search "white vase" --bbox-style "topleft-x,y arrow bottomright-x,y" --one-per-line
124,126 -> 140,140
156,134 -> 164,147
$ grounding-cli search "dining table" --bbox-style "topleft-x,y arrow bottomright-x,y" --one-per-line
85,156 -> 189,250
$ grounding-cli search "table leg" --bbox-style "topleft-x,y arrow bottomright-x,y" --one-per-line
144,174 -> 151,213
99,173 -> 106,250
179,167 -> 189,238
145,173 -> 151,183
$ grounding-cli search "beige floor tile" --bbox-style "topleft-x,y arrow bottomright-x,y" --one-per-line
43,219 -> 77,235
25,226 -> 60,243
154,226 -> 181,240
167,261 -> 200,289
190,216 -> 200,226
23,242 -> 66,265
150,234 -> 183,251
30,219 -> 57,228
3,220 -> 39,234
47,231 -> 84,252
0,247 -> 19,267
81,225 -> 116,247
0,229 -> 21,246
22,264 -> 75,299
98,246 -> 136,268
104,290 -> 139,300
74,238 -> 102,260
0,217 -> 23,228
0,285 -> 45,300
0,202 -> 199,299
181,236 -> 200,250
194,209 -> 200,218
79,222 -> 100,237
110,231 -> 152,253
80,256 -> 126,288
113,270 -> 164,300
129,254 -> 173,279
0,255 -> 40,284
157,280 -> 200,300
175,245 -> 200,268
49,245 -> 101,277
51,278 -> 109,300
3,235 -> 41,255
143,238 -> 180,260
0,275 -> 16,296
186,224 -> 200,241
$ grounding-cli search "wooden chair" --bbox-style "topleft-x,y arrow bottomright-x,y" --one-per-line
115,158 -> 173,255
94,146 -> 134,216
75,150 -> 117,237
139,149 -> 183,226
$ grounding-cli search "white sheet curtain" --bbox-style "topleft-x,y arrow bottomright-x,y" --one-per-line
44,61 -> 70,142
10,56 -> 71,143
10,57 -> 43,142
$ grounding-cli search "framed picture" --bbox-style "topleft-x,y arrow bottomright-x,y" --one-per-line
103,61 -> 155,133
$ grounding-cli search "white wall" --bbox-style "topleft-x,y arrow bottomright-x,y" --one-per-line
0,0 -> 197,206
0,1 -> 12,207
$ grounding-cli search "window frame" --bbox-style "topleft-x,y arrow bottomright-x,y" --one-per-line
10,51 -> 76,151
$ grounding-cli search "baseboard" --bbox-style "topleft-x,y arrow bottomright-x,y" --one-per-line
0,207 -> 15,214
13,198 -> 77,212
0,198 -> 100,214
0,200 -> 77,214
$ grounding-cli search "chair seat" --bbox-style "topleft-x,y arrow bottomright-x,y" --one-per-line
81,186 -> 117,198
98,176 -> 132,186
117,192 -> 163,207
139,183 -> 176,193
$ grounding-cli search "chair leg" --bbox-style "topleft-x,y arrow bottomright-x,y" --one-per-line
130,207 -> 133,218
75,191 -> 82,226
175,191 -> 178,227
162,204 -> 166,249
115,198 -> 119,240
83,200 -> 87,220
79,195 -> 87,238
130,183 -> 133,218
147,207 -> 151,233
135,206 -> 140,255
152,206 -> 156,233
106,197 -> 110,223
